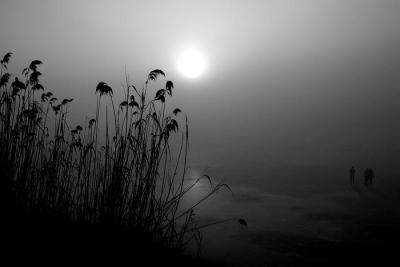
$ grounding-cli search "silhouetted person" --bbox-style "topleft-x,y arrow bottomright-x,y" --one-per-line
369,169 -> 375,185
364,168 -> 375,186
349,166 -> 356,184
364,168 -> 369,186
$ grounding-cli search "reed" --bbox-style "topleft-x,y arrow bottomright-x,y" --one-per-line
0,52 -> 241,253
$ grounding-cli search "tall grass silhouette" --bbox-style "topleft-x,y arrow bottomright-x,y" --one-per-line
0,52 -> 241,254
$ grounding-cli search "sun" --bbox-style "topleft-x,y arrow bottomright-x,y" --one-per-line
177,49 -> 206,79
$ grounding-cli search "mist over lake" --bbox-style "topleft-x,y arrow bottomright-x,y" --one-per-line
1,0 -> 399,266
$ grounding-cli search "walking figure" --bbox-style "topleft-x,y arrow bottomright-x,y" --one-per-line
364,168 -> 369,186
369,169 -> 375,185
349,166 -> 355,185
364,168 -> 375,186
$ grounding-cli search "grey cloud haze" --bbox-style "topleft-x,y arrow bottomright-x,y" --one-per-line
1,0 -> 399,189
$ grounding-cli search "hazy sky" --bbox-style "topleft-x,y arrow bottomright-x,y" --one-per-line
1,0 -> 399,190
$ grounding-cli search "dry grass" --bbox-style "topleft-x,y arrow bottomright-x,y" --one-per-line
0,52 -> 236,253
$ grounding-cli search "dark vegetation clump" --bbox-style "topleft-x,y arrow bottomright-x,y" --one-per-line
0,52 -> 233,265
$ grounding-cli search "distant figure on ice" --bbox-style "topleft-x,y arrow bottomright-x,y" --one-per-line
349,166 -> 356,185
369,169 -> 375,185
364,168 -> 369,186
364,168 -> 375,186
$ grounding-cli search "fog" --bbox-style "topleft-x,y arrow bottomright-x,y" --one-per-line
2,0 -> 400,265
1,0 -> 399,190
1,0 -> 399,193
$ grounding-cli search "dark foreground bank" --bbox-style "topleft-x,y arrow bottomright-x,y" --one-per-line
2,194 -> 400,267
2,203 -> 222,266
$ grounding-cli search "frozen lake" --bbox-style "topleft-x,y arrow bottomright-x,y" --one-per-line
183,170 -> 400,266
